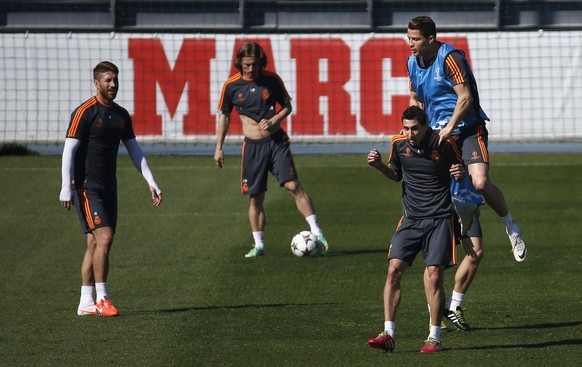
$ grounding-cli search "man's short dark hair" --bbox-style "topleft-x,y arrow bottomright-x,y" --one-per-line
402,106 -> 428,126
408,16 -> 437,39
93,61 -> 119,80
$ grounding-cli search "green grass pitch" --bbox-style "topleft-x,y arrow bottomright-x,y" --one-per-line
0,152 -> 580,366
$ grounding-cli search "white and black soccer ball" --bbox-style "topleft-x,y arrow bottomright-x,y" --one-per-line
290,231 -> 320,257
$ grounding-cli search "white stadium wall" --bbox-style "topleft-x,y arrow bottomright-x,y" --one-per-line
1,31 -> 581,144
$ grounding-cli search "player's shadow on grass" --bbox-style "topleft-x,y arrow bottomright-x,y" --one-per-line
449,320 -> 582,350
328,249 -> 387,256
451,338 -> 582,350
133,302 -> 337,315
472,320 -> 582,331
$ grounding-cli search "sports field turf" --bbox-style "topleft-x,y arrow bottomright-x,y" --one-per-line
0,152 -> 580,366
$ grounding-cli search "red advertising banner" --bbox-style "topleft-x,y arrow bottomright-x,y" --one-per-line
128,35 -> 470,137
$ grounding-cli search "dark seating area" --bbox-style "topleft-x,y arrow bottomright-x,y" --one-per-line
0,0 -> 580,32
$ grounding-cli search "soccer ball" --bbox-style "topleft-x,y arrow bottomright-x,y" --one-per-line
290,231 -> 320,257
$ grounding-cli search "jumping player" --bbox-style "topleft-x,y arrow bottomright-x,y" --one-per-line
406,15 -> 527,330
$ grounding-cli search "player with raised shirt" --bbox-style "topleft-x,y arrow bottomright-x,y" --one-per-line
214,41 -> 329,258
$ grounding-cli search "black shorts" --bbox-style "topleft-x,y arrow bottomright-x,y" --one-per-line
73,187 -> 117,234
388,216 -> 458,267
241,129 -> 298,195
455,122 -> 489,166
461,208 -> 483,239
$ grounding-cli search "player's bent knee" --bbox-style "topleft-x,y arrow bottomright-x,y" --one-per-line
471,176 -> 488,192
475,247 -> 484,261
284,180 -> 302,194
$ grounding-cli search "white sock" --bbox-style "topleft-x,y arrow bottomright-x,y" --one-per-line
95,282 -> 108,302
428,325 -> 441,341
79,286 -> 95,308
502,212 -> 520,234
384,321 -> 395,337
305,214 -> 322,235
449,290 -> 465,310
252,231 -> 265,250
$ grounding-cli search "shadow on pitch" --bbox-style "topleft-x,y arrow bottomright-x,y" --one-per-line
450,338 -> 582,351
472,320 -> 582,331
130,302 -> 338,316
327,249 -> 387,257
448,320 -> 582,351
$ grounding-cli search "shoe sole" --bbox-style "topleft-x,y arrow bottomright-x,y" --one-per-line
420,346 -> 444,353
451,322 -> 471,331
96,310 -> 119,316
77,310 -> 98,316
96,307 -> 119,317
